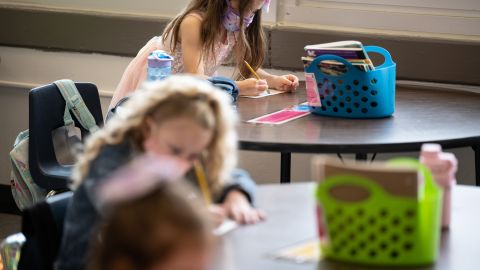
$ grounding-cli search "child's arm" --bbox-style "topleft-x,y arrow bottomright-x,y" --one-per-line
218,169 -> 265,224
179,14 -> 206,76
222,190 -> 266,224
257,68 -> 300,92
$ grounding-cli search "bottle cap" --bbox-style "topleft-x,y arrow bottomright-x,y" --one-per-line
421,143 -> 442,155
147,50 -> 173,68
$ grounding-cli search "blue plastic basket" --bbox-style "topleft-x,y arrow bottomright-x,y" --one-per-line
304,46 -> 396,119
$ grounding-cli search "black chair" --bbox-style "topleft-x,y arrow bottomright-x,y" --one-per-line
29,82 -> 103,190
18,192 -> 73,270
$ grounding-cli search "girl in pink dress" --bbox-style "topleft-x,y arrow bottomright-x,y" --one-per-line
110,0 -> 299,108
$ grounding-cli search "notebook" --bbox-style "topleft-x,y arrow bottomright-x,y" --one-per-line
303,40 -> 375,73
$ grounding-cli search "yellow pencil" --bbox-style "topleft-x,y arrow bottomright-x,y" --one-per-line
194,161 -> 212,205
244,60 -> 270,94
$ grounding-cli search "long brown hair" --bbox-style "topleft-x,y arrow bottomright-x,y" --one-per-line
162,0 -> 266,79
89,182 -> 212,270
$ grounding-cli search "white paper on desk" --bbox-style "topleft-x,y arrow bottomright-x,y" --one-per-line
240,89 -> 283,99
269,239 -> 320,264
213,219 -> 238,236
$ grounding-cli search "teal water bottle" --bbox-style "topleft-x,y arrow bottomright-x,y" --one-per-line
147,50 -> 173,81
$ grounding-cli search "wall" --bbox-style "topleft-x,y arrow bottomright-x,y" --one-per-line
1,2 -> 479,84
0,0 -> 277,23
279,0 -> 480,37
1,0 -> 478,37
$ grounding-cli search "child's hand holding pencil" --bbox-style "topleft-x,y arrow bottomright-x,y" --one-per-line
243,60 -> 299,94
244,60 -> 270,94
237,78 -> 269,96
238,60 -> 270,97
194,160 -> 265,226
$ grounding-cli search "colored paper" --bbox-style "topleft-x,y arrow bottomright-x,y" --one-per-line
241,89 -> 283,99
248,109 -> 310,125
213,219 -> 238,236
270,239 -> 320,263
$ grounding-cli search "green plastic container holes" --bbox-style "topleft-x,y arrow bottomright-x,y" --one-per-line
315,158 -> 442,266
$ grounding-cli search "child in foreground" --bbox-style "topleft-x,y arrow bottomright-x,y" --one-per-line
89,155 -> 214,270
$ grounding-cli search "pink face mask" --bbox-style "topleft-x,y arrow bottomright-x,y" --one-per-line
223,0 -> 270,32
263,0 -> 271,13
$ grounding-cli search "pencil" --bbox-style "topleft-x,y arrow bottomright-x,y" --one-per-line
244,60 -> 270,94
194,161 -> 212,205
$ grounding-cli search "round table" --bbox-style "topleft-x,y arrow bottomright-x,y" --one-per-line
236,84 -> 480,184
216,183 -> 480,270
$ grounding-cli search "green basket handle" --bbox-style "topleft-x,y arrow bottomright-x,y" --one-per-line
316,158 -> 441,206
316,174 -> 392,206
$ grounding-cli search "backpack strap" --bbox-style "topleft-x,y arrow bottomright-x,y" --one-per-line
105,95 -> 131,122
53,79 -> 99,133
207,76 -> 239,102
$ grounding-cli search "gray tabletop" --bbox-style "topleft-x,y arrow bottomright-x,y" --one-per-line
217,183 -> 480,270
236,85 -> 480,153
236,85 -> 480,185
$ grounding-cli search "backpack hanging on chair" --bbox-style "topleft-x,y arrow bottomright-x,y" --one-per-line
9,79 -> 99,210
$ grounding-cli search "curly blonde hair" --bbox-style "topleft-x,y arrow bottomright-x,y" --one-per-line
72,75 -> 238,194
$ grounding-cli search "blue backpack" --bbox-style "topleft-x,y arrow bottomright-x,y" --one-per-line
207,76 -> 239,102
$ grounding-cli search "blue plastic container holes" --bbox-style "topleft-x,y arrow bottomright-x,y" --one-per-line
304,46 -> 396,119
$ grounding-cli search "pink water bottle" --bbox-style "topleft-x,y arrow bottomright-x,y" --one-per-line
420,144 -> 457,229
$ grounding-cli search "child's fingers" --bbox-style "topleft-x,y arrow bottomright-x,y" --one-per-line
287,74 -> 298,81
257,79 -> 268,88
233,208 -> 256,224
250,210 -> 263,224
230,208 -> 243,223
293,81 -> 300,88
290,75 -> 300,86
256,80 -> 269,92
280,83 -> 293,92
242,212 -> 253,224
246,209 -> 266,224
284,75 -> 299,88
247,214 -> 258,224
278,76 -> 292,85
257,209 -> 267,220
258,85 -> 268,92
208,205 -> 226,226
252,210 -> 264,223
257,79 -> 268,85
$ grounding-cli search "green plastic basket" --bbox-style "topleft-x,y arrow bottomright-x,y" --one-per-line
315,158 -> 443,266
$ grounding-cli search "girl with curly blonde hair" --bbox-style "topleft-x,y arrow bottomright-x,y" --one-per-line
55,75 -> 263,270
